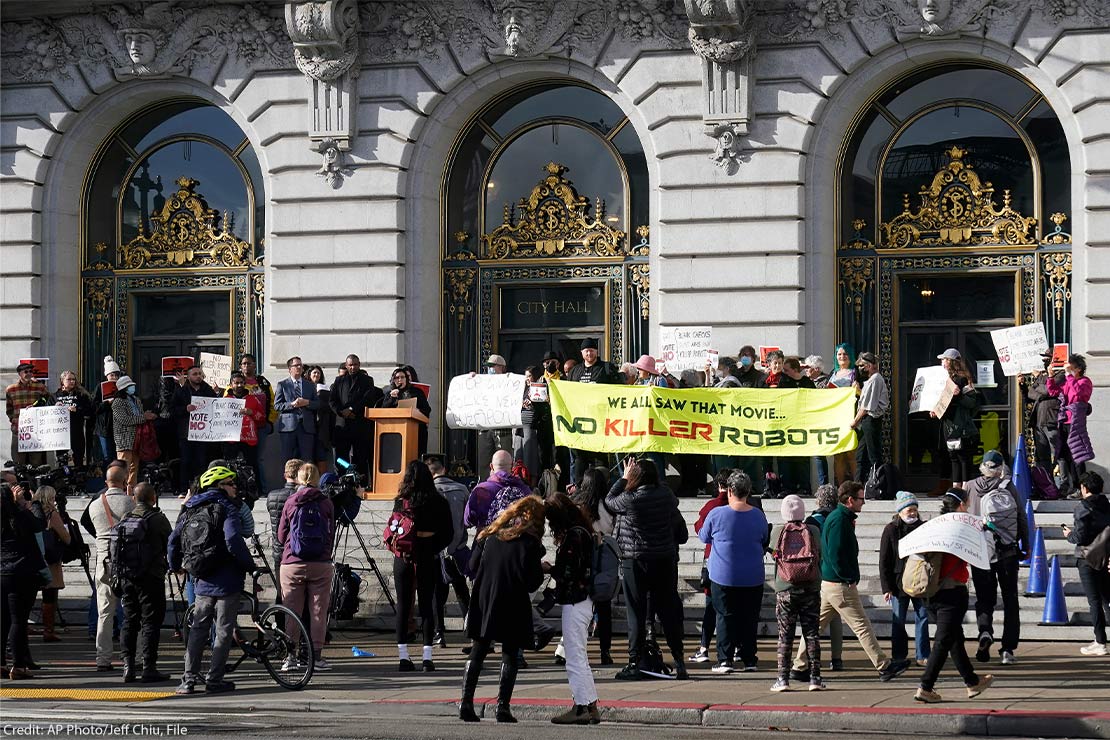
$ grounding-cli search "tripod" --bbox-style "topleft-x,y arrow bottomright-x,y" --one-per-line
333,513 -> 396,615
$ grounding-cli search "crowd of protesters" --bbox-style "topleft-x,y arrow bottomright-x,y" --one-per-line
1,338 -> 1108,719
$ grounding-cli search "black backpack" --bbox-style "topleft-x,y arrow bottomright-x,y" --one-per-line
865,463 -> 903,501
330,562 -> 362,620
60,513 -> 89,564
180,501 -> 228,577
108,511 -> 159,589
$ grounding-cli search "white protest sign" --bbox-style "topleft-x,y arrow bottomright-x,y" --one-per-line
897,512 -> 991,570
528,383 -> 549,403
659,326 -> 712,373
706,349 -> 720,370
200,352 -> 233,389
908,366 -> 958,417
187,396 -> 245,442
445,373 -> 526,430
990,323 -> 1049,376
17,406 -> 71,452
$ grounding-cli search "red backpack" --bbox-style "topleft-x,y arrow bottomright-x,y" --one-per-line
775,521 -> 819,584
383,505 -> 416,561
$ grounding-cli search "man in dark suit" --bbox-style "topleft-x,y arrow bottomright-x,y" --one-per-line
273,356 -> 319,464
329,354 -> 382,478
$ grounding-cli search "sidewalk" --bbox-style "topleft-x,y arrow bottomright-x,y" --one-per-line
2,631 -> 1109,738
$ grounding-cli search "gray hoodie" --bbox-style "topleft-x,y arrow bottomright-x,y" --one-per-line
966,474 -> 1029,555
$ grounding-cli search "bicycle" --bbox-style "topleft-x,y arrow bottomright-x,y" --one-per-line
182,547 -> 314,690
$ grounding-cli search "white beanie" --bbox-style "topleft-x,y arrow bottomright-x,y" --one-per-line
103,355 -> 121,376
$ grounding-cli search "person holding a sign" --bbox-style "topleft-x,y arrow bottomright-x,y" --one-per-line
93,356 -> 123,464
632,355 -> 670,478
173,366 -> 219,492
1047,354 -> 1095,497
222,372 -> 267,484
934,350 -> 982,488
54,370 -> 93,467
5,362 -> 51,466
913,489 -> 994,704
112,376 -> 157,489
850,352 -> 889,482
1020,354 -> 1060,475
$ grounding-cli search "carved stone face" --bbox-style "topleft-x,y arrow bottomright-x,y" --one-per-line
918,0 -> 951,23
501,8 -> 527,55
125,32 -> 157,65
322,143 -> 339,165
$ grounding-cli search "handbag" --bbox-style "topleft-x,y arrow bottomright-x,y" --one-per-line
946,438 -> 963,451
135,421 -> 161,462
1080,526 -> 1110,572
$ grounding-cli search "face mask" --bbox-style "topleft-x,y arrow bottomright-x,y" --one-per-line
486,367 -> 497,375
545,361 -> 558,372
739,356 -> 753,368
856,367 -> 869,381
126,386 -> 136,395
901,513 -> 919,524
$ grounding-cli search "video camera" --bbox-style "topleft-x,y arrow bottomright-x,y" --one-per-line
323,458 -> 365,524
224,456 -> 260,508
140,459 -> 178,497
5,455 -> 89,514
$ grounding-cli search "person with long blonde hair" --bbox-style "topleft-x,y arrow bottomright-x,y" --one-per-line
460,495 -> 545,724
31,485 -> 70,642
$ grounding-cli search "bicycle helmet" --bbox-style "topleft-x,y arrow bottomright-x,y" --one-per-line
200,465 -> 237,489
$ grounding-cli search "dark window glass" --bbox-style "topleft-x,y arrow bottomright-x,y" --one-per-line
899,275 -> 1015,322
880,66 -> 1038,121
613,123 -> 649,232
842,112 -> 893,244
122,101 -> 247,152
1023,99 -> 1070,224
121,141 -> 249,245
238,144 -> 266,251
445,126 -> 494,253
881,106 -> 1034,228
486,85 -> 625,137
133,291 -> 231,336
85,141 -> 134,262
485,124 -> 624,233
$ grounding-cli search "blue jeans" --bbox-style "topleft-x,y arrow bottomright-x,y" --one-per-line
890,594 -> 930,662
815,456 -> 829,486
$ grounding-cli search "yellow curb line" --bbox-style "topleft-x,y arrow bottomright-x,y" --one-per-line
0,687 -> 175,701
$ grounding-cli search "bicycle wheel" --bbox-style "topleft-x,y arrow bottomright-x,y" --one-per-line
257,604 -> 314,689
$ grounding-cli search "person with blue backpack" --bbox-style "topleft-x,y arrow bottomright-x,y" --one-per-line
168,465 -> 254,695
277,463 -> 336,672
543,492 -> 608,725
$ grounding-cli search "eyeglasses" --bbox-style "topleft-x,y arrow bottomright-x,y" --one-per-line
852,495 -> 866,502
290,364 -> 303,368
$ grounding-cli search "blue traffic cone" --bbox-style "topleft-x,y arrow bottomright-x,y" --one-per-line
1012,435 -> 1033,508
1024,528 -> 1047,596
1039,555 -> 1069,625
1020,499 -> 1036,566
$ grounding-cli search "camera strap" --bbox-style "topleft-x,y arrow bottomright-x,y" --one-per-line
100,493 -> 116,528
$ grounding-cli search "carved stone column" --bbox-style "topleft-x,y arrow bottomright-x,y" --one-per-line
683,0 -> 755,175
285,1 -> 360,187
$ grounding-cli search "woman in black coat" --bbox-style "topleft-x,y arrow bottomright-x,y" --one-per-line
878,492 -> 931,665
381,367 -> 431,455
392,461 -> 453,672
1,485 -> 48,679
460,495 -> 545,724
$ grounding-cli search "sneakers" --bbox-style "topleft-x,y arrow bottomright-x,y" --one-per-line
789,668 -> 811,683
691,646 -> 710,663
205,680 -> 236,694
829,658 -> 844,672
967,674 -> 994,698
878,658 -> 911,682
315,658 -> 332,672
1080,642 -> 1109,656
809,678 -> 827,691
916,658 -> 929,667
1000,650 -> 1016,666
975,634 -> 993,663
711,661 -> 734,674
914,687 -> 942,703
614,662 -> 642,681
741,663 -> 758,672
281,656 -> 301,672
770,678 -> 790,692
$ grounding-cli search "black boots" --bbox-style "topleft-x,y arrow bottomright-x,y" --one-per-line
495,658 -> 519,722
122,656 -> 137,683
459,646 -> 485,722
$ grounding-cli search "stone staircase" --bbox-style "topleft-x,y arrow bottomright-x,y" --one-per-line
58,494 -> 1093,643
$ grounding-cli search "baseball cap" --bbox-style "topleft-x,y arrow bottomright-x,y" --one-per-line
485,354 -> 507,366
982,450 -> 1005,468
937,348 -> 961,360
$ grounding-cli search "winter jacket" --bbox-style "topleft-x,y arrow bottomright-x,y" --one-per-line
778,374 -> 815,389
329,370 -> 382,429
1047,373 -> 1093,425
941,386 -> 981,441
92,384 -> 114,438
979,483 -> 1029,556
878,516 -> 924,596
54,388 -> 93,450
124,502 -> 173,579
111,395 -> 146,452
223,389 -> 266,446
168,489 -> 255,597
464,471 -> 531,530
0,507 -> 47,580
552,526 -> 594,605
1066,494 -> 1110,558
1066,399 -> 1095,465
172,382 -> 218,438
604,478 -> 687,560
467,532 -> 545,643
820,504 -> 860,584
1023,374 -> 1059,430
965,473 -> 1018,519
393,492 -> 453,562
266,482 -> 297,567
277,486 -> 336,565
734,365 -> 767,388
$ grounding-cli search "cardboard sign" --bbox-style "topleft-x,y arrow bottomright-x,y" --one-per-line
100,380 -> 118,399
758,346 -> 781,369
990,323 -> 1049,376
976,360 -> 997,388
162,356 -> 193,377
18,358 -> 49,380
528,383 -> 549,403
200,352 -> 232,389
659,326 -> 713,373
908,366 -> 958,417
1050,343 -> 1069,371
186,396 -> 245,442
445,373 -> 526,429
17,406 -> 71,452
897,512 -> 991,570
706,349 -> 720,370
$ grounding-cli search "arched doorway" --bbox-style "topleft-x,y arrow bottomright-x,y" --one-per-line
80,99 -> 266,406
836,62 -> 1072,491
441,81 -> 651,471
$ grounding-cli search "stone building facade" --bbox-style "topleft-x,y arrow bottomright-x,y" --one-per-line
1,0 -> 1108,484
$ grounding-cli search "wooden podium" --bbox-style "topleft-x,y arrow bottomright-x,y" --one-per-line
363,407 -> 429,500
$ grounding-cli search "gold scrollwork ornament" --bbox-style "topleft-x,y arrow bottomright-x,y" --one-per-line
445,268 -> 477,329
839,257 -> 874,322
1042,252 -> 1072,321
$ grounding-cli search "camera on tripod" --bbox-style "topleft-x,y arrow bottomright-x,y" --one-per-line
322,464 -> 364,525
224,456 -> 260,507
141,459 -> 178,497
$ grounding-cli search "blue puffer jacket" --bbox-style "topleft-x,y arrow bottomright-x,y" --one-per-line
168,489 -> 255,597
